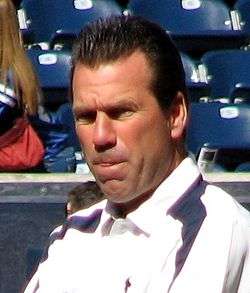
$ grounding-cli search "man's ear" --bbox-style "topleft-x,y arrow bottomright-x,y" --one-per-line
169,91 -> 188,140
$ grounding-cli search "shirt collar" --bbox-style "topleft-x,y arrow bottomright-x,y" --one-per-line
101,157 -> 201,235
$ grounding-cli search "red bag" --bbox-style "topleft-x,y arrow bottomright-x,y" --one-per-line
0,117 -> 45,171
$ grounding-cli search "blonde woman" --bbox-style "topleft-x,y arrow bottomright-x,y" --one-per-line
0,0 -> 44,171
0,0 -> 40,115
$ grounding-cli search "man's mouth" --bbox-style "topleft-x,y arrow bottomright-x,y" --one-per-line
92,155 -> 127,166
92,159 -> 126,182
94,160 -> 123,166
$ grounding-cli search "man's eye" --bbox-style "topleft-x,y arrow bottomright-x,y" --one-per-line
75,112 -> 96,125
109,108 -> 134,120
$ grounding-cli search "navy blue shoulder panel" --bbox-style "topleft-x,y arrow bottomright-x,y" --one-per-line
167,176 -> 208,289
40,208 -> 103,263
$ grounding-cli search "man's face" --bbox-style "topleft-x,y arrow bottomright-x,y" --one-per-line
72,51 -> 184,203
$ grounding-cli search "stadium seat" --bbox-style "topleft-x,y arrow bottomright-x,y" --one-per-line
201,49 -> 250,103
128,0 -> 246,53
235,161 -> 250,172
20,0 -> 122,45
186,102 -> 250,172
26,49 -> 72,110
234,0 -> 250,37
180,53 -> 210,102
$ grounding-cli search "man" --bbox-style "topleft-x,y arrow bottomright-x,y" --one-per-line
24,15 -> 250,292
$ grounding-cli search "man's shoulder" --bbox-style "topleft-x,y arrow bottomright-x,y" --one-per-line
202,182 -> 250,225
50,199 -> 107,239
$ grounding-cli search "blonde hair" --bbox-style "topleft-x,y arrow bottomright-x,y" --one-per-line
0,0 -> 40,114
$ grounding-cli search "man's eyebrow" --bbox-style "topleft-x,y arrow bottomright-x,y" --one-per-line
72,104 -> 84,114
72,104 -> 93,119
103,99 -> 138,110
73,98 -> 139,114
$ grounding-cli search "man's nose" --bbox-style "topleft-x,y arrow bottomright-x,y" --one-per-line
93,112 -> 116,151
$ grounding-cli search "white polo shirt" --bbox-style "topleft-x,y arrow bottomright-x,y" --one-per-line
24,157 -> 250,293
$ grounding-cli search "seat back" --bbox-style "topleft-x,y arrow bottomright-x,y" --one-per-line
187,102 -> 250,155
27,49 -> 71,108
21,0 -> 122,43
128,0 -> 233,32
180,53 -> 210,102
234,0 -> 250,34
201,49 -> 250,102
128,0 -> 246,53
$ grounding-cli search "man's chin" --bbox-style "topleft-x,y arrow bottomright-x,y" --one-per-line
98,179 -> 131,203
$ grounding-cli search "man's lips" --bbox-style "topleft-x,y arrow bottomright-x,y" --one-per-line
93,160 -> 124,166
91,158 -> 127,182
92,155 -> 127,166
96,162 -> 119,167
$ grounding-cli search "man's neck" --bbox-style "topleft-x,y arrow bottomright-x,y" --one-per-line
106,152 -> 188,219
106,189 -> 155,219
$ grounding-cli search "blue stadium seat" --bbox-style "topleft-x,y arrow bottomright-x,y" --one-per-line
201,49 -> 250,103
235,161 -> 250,172
180,53 -> 210,102
26,49 -> 71,109
234,0 -> 250,37
20,0 -> 122,44
128,0 -> 246,53
187,102 -> 250,172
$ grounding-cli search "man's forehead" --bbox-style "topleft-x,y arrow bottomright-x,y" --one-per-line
73,50 -> 152,74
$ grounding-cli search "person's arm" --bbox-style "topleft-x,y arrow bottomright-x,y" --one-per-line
0,83 -> 20,134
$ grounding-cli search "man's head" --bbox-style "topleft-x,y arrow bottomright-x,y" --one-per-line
71,15 -> 188,210
67,181 -> 105,215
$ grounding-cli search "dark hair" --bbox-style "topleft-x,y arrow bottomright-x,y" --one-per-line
71,15 -> 187,109
67,181 -> 105,214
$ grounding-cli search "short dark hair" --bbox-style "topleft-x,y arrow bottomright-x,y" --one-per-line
67,181 -> 105,214
71,15 -> 188,109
